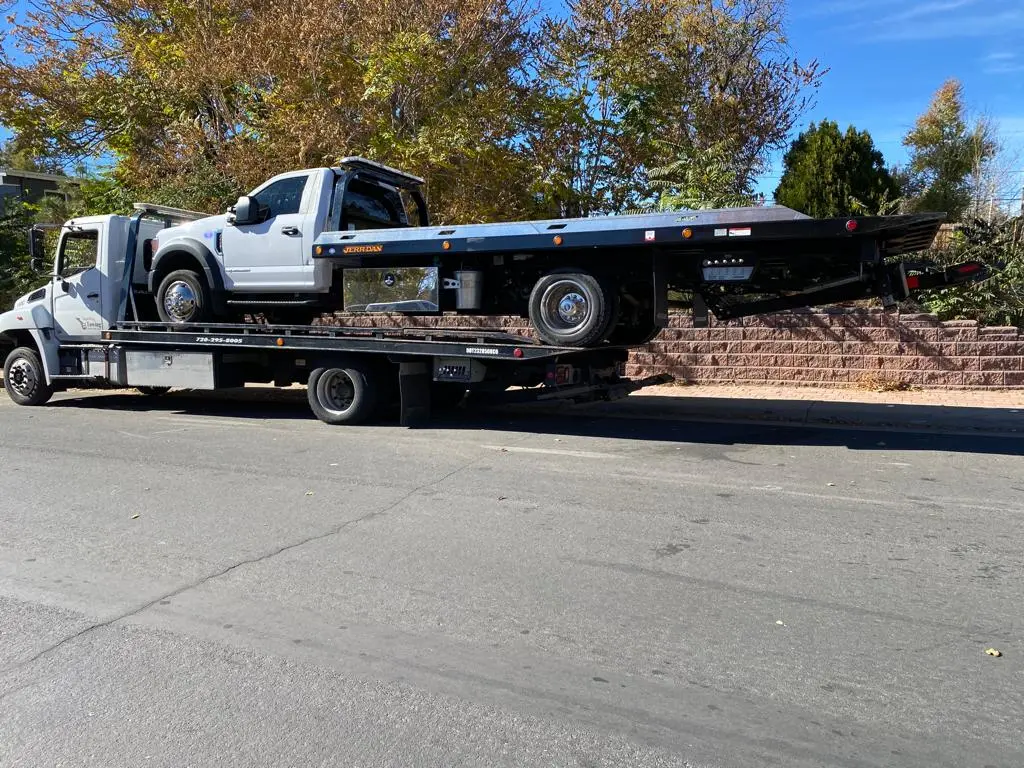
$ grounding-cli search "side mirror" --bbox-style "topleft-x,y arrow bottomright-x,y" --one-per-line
30,257 -> 47,274
227,195 -> 266,226
27,227 -> 46,260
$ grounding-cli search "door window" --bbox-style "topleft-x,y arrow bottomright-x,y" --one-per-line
58,230 -> 99,278
253,176 -> 308,218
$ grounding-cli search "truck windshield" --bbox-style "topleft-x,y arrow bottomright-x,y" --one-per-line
58,230 -> 99,278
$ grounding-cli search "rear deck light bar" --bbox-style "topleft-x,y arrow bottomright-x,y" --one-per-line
955,263 -> 982,275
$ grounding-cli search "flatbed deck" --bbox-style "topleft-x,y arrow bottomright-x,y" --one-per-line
84,319 -> 661,426
105,321 -> 584,360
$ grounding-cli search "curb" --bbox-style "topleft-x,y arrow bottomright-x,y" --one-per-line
529,394 -> 1024,436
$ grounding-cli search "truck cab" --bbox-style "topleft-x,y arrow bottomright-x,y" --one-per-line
145,158 -> 427,325
0,212 -> 165,403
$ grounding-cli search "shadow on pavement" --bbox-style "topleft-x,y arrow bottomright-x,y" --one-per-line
44,387 -> 1024,457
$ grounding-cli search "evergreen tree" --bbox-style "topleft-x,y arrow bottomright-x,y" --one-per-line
774,120 -> 899,218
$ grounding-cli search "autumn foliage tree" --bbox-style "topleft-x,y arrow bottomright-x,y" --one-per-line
901,79 -> 998,221
0,0 -> 822,221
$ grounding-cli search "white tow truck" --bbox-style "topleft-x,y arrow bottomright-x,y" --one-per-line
1,206 -> 665,425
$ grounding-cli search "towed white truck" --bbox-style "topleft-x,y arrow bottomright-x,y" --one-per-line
1,205 -> 664,425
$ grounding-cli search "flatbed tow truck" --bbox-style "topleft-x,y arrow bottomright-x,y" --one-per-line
1,205 -> 670,426
1,203 -> 988,426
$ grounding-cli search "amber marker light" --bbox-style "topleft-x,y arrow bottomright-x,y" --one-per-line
553,235 -> 563,245
276,338 -> 284,346
442,241 -> 451,250
315,246 -> 323,255
682,228 -> 693,239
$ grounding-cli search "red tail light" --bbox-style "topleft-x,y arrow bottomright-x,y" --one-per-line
845,219 -> 858,232
955,263 -> 982,275
905,275 -> 920,290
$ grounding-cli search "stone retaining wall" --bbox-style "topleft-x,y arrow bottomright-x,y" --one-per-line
314,309 -> 1024,389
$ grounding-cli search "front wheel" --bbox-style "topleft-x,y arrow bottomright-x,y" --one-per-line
306,360 -> 379,425
528,272 -> 616,347
156,269 -> 211,325
4,346 -> 54,406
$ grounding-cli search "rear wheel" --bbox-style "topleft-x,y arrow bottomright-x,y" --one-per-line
528,271 -> 616,347
156,269 -> 211,325
306,359 -> 378,425
136,386 -> 171,396
606,321 -> 661,346
4,346 -> 53,406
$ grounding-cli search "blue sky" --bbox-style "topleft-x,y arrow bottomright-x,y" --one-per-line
3,0 -> 1023,208
755,0 -> 1024,203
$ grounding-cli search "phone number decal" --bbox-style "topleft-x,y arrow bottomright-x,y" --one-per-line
195,336 -> 244,344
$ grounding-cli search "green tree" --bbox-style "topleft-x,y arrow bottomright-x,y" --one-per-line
901,79 -> 998,220
529,0 -> 824,217
913,216 -> 1024,328
773,120 -> 899,218
0,134 -> 65,174
647,140 -> 759,210
0,197 -> 38,308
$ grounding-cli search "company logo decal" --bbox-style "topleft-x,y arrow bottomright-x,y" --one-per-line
342,244 -> 385,254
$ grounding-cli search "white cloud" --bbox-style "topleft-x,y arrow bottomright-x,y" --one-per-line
981,51 -> 1024,74
825,0 -> 1024,42
869,9 -> 1024,41
876,0 -> 981,25
801,0 -> 892,15
986,62 -> 1024,74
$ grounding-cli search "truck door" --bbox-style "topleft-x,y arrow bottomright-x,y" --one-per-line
220,170 -> 316,290
51,226 -> 105,341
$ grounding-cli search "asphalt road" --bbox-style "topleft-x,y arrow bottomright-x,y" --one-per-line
1,389 -> 1022,768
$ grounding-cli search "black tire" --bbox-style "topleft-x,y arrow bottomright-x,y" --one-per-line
155,269 -> 211,325
528,271 -> 617,347
306,359 -> 378,425
606,321 -> 662,346
136,386 -> 171,396
4,346 -> 54,406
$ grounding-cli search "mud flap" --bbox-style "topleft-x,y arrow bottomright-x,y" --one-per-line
399,361 -> 431,427
692,293 -> 710,328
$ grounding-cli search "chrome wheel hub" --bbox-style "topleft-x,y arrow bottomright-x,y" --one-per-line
542,280 -> 592,331
163,281 -> 197,322
316,370 -> 355,415
8,358 -> 37,397
557,292 -> 588,324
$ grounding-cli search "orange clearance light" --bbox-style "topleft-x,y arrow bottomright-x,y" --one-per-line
442,240 -> 451,250
682,228 -> 693,239
104,331 -> 111,340
276,338 -> 284,346
553,235 -> 563,246
315,246 -> 323,255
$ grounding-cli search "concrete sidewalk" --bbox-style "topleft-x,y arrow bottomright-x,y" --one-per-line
583,383 -> 1024,435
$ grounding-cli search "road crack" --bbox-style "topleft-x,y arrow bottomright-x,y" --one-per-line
1,456 -> 481,677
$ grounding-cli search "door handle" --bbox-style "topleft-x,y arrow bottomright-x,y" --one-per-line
87,292 -> 100,299
281,226 -> 300,236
